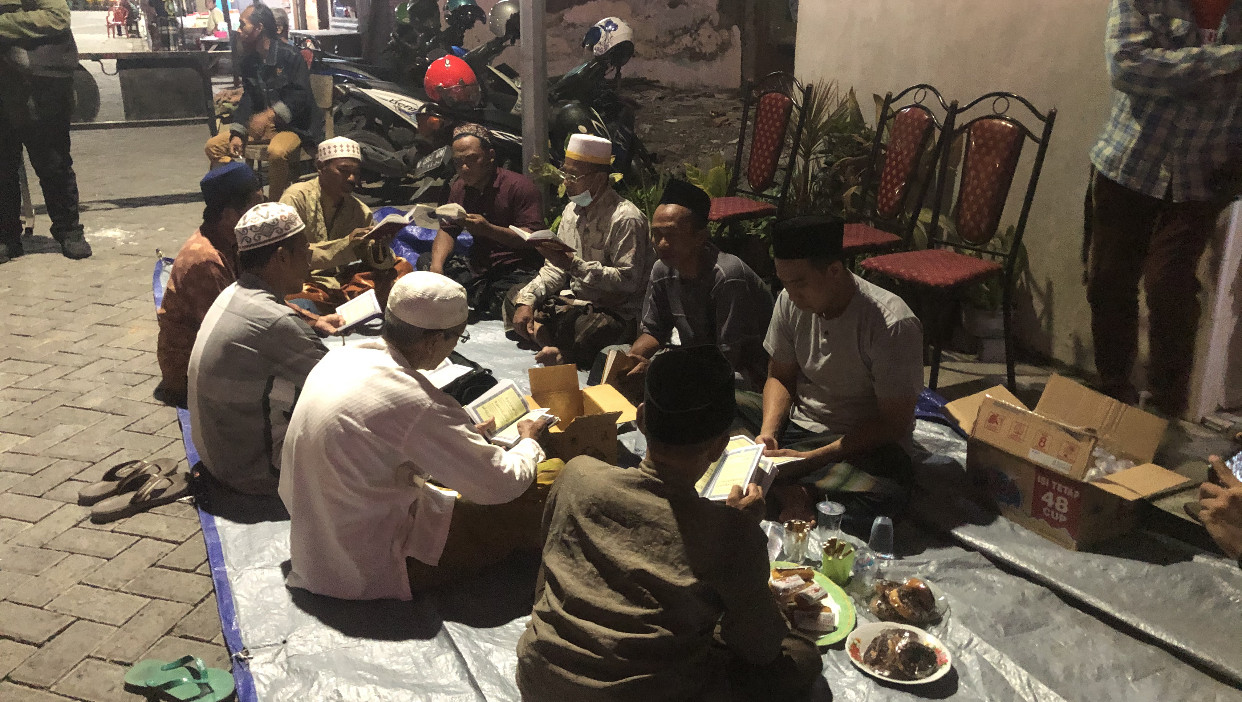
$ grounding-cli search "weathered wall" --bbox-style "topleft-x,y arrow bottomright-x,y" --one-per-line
459,0 -> 742,88
795,1 -> 1112,370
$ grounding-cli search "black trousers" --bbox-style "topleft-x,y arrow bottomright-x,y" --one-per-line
0,77 -> 83,244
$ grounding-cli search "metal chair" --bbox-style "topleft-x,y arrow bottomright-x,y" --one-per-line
708,72 -> 811,226
842,84 -> 954,260
860,92 -> 1057,391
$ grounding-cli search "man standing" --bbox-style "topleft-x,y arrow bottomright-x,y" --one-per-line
742,216 -> 923,529
280,136 -> 404,310
189,203 -> 343,496
422,123 -> 545,321
0,0 -> 92,262
204,3 -> 317,201
517,346 -> 822,701
1087,0 -> 1242,417
510,133 -> 653,366
279,272 -> 553,600
625,179 -> 773,390
156,163 -> 264,408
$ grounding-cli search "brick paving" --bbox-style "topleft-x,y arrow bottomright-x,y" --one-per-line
0,118 -> 231,697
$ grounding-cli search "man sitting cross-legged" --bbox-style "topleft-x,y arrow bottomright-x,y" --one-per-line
281,136 -> 408,311
419,123 -> 545,321
279,272 -> 554,600
622,178 -> 773,391
509,133 -> 653,366
516,346 -> 823,702
188,203 -> 343,496
740,215 -> 923,530
156,163 -> 264,408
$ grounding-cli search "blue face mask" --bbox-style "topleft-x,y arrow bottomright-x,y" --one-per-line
569,189 -> 594,208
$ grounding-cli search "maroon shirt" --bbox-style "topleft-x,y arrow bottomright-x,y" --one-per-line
443,167 -> 545,273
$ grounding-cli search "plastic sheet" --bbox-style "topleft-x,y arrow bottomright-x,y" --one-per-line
155,252 -> 1240,700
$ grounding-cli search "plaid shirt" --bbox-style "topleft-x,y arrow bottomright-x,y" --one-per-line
1090,0 -> 1242,202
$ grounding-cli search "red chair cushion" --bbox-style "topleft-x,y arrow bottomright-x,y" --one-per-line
843,223 -> 901,254
876,107 -> 932,218
709,196 -> 778,223
746,92 -> 793,192
955,118 -> 1024,244
860,248 -> 1002,288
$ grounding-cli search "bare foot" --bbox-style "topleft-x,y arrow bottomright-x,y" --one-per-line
534,346 -> 566,365
773,484 -> 817,522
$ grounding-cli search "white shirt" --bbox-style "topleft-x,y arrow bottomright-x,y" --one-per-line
278,339 -> 545,601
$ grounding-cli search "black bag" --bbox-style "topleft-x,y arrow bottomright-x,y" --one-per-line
440,350 -> 498,406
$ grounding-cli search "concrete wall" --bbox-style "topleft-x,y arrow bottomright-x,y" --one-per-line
795,1 -> 1113,370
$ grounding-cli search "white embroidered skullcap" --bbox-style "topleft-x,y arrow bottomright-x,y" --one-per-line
387,271 -> 468,330
234,202 -> 305,252
565,134 -> 613,166
317,136 -> 362,163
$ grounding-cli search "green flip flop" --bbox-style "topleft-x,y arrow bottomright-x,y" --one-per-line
124,656 -> 234,702
123,655 -> 200,690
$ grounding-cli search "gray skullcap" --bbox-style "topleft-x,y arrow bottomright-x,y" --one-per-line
658,178 -> 711,227
771,215 -> 844,260
644,346 -> 736,445
386,271 -> 468,330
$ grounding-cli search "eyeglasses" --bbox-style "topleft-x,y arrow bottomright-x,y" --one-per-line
561,171 -> 591,185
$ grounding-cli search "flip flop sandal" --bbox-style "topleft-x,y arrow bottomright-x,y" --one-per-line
123,655 -> 200,691
124,656 -> 235,702
90,471 -> 191,524
78,458 -> 176,506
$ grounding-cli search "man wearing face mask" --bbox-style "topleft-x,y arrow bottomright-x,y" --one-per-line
509,134 -> 653,367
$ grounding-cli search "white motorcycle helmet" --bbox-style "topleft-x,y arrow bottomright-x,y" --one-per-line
488,0 -> 520,40
583,17 -> 633,58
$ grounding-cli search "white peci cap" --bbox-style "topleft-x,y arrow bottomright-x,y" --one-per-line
234,202 -> 305,252
317,136 -> 362,163
386,271 -> 468,330
564,133 -> 613,166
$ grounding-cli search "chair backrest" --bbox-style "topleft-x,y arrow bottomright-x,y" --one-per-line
927,92 -> 1056,273
311,73 -> 335,139
859,84 -> 954,230
726,72 -> 810,215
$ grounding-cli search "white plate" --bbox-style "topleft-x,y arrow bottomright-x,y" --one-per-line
846,622 -> 952,685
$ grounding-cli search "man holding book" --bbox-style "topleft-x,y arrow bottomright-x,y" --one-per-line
279,272 -> 555,599
510,133 -> 653,366
516,346 -> 822,701
156,163 -> 264,408
189,203 -> 343,496
421,123 -> 546,321
741,216 -> 923,531
619,179 -> 773,391
281,136 -> 410,311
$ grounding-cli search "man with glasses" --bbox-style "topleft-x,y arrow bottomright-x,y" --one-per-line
280,136 -> 408,312
280,272 -> 556,599
422,123 -> 545,321
510,133 -> 653,366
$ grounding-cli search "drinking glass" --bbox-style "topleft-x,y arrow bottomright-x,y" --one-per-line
815,500 -> 845,542
868,516 -> 895,575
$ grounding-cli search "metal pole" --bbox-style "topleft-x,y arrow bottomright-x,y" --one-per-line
519,0 -> 547,173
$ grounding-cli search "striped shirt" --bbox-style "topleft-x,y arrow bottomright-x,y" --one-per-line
1089,0 -> 1242,202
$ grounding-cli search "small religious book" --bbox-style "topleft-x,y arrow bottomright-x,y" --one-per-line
422,357 -> 475,389
365,209 -> 416,241
509,225 -> 576,253
334,289 -> 382,331
464,380 -> 554,448
698,442 -> 765,501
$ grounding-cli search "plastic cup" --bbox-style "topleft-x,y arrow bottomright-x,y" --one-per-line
815,500 -> 845,541
868,516 -> 895,564
782,519 -> 813,563
819,540 -> 856,586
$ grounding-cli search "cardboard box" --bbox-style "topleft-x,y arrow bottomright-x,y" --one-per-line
954,375 -> 1190,550
527,364 -> 637,464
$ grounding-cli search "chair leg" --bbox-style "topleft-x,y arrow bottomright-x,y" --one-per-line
929,343 -> 942,391
1002,280 -> 1016,392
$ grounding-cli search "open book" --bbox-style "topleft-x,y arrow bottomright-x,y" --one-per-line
365,208 -> 416,241
510,225 -> 575,254
334,289 -> 382,331
695,435 -> 802,500
463,380 -> 554,448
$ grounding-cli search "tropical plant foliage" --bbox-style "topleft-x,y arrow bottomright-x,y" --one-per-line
786,82 -> 876,218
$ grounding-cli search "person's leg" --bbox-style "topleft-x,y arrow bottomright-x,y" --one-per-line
1085,172 -> 1163,403
0,109 -> 24,262
263,131 -> 303,201
204,130 -> 233,167
407,460 -> 562,592
563,307 -> 632,368
727,631 -> 824,702
1142,198 -> 1224,416
25,78 -> 90,259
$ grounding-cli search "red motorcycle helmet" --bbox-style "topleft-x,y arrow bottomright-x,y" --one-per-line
423,54 -> 481,108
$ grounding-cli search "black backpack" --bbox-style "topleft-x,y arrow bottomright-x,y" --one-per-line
439,350 -> 498,406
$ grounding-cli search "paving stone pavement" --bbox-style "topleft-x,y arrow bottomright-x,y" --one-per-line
1,113 -> 234,698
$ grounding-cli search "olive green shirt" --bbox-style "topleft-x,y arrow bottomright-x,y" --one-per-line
0,0 -> 70,42
279,176 -> 395,290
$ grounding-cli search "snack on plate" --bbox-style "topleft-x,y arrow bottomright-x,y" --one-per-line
771,566 -> 814,581
869,577 -> 938,625
770,574 -> 808,599
792,606 -> 837,633
793,582 -> 828,608
861,628 -> 940,681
